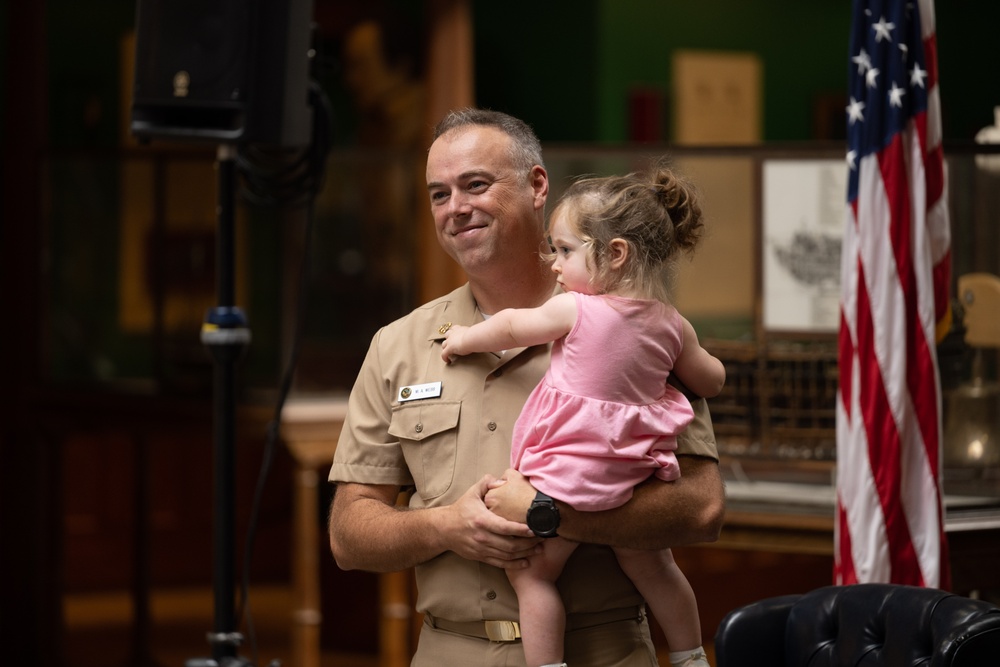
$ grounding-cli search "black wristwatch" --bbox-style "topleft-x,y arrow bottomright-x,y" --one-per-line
526,490 -> 560,538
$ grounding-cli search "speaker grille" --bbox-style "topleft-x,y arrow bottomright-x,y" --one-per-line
133,0 -> 250,106
130,0 -> 313,146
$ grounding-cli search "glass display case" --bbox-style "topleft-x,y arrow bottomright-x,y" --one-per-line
41,143 -> 1000,504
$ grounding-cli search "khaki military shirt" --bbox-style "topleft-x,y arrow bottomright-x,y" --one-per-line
329,284 -> 719,623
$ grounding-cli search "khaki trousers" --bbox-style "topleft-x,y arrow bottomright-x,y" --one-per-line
412,608 -> 659,667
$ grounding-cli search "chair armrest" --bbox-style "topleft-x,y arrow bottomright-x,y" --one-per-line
714,594 -> 799,667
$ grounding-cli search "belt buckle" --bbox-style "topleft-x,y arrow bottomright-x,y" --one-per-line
484,620 -> 521,642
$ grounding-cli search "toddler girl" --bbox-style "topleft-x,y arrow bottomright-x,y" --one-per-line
441,165 -> 724,667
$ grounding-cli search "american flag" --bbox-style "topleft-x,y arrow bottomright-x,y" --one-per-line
836,0 -> 952,588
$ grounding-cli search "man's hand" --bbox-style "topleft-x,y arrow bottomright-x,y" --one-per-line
484,469 -> 538,523
444,474 -> 541,569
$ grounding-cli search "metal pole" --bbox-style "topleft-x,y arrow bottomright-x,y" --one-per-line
199,143 -> 251,663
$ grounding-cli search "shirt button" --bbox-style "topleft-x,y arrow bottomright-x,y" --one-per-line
487,421 -> 497,431
415,423 -> 423,433
486,590 -> 497,600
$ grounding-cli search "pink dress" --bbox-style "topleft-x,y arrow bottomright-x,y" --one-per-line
511,292 -> 693,511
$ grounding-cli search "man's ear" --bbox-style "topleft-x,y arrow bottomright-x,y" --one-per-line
530,165 -> 549,211
609,238 -> 629,269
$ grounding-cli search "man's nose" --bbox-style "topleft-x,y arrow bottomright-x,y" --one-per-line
447,190 -> 472,216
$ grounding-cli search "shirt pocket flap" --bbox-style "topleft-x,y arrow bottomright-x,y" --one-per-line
388,401 -> 461,442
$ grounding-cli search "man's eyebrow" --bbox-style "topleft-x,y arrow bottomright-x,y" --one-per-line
460,169 -> 494,180
427,170 -> 496,193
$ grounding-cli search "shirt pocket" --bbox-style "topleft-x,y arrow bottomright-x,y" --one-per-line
388,400 -> 461,501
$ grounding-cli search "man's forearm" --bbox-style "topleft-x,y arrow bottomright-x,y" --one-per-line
557,457 -> 725,550
328,483 -> 445,572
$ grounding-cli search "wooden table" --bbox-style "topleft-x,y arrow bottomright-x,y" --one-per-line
280,397 -> 413,667
720,478 -> 1000,595
281,398 -> 1000,666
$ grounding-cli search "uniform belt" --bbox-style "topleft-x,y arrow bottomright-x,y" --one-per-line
427,605 -> 644,642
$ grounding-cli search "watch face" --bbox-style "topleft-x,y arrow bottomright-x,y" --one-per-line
530,507 -> 558,534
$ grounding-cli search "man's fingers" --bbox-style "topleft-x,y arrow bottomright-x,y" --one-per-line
484,556 -> 531,570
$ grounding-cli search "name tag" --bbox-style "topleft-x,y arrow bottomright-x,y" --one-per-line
398,381 -> 442,403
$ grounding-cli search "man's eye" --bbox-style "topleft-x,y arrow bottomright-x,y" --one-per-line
468,180 -> 488,191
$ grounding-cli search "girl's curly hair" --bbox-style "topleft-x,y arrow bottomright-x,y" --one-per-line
551,161 -> 705,301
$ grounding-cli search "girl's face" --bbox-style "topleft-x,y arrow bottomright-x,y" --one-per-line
548,205 -> 596,295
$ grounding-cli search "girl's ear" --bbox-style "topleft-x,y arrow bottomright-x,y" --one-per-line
609,238 -> 629,270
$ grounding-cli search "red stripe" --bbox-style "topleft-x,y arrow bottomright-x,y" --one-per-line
918,109 -> 950,326
839,201 -> 858,422
855,260 -> 924,586
835,500 -> 857,585
838,0 -> 949,588
922,123 -> 944,206
879,135 -> 941,483
923,33 -> 938,91
838,310 -> 854,422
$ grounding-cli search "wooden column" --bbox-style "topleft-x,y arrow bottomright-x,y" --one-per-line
281,398 -> 416,667
0,1 -> 59,665
416,0 -> 476,305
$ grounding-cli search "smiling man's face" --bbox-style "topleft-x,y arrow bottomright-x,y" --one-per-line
425,125 -> 546,277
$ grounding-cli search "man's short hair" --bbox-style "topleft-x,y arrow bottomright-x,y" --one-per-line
432,108 -> 545,176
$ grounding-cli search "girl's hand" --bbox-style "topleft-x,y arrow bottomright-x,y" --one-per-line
485,469 -> 537,523
444,475 -> 539,568
440,325 -> 470,363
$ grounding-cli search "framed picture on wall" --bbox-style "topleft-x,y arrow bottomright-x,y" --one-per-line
761,158 -> 846,333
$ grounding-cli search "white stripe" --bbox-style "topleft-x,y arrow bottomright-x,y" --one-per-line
840,204 -> 859,339
925,85 -> 950,267
838,0 -> 947,588
905,123 -> 938,345
904,119 -> 946,588
927,174 -> 949,265
837,203 -> 891,583
838,361 -> 891,583
918,0 -> 936,39
926,86 -> 943,153
856,154 -> 908,427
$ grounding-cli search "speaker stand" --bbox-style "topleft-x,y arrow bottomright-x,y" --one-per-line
186,144 -> 254,667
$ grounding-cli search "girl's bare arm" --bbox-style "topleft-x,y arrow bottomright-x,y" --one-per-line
672,316 -> 726,398
441,292 -> 576,362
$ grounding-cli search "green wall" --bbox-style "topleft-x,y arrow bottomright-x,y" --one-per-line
597,1 -> 849,143
47,1 -> 133,148
474,0 -> 601,142
34,1 -> 999,147
473,1 -> 998,144
19,0 -> 1000,387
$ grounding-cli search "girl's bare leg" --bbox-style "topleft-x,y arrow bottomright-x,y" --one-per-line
613,546 -> 705,661
506,537 -> 579,667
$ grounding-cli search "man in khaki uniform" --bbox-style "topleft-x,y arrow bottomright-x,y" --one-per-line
328,109 -> 725,666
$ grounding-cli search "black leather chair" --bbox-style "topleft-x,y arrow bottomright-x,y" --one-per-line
714,583 -> 1000,666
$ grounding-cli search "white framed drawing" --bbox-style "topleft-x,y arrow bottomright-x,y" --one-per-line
762,159 -> 846,333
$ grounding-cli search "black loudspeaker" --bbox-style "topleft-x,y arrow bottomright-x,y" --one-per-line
131,0 -> 314,147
